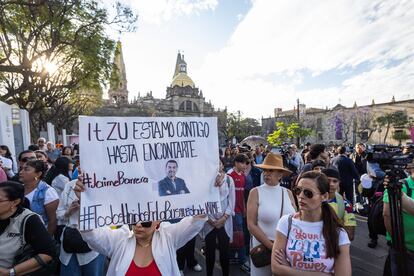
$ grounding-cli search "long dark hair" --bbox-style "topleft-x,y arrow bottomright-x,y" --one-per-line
297,171 -> 343,259
0,181 -> 25,208
0,145 -> 12,160
48,156 -> 71,181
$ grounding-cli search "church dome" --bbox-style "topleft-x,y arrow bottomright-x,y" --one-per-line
171,72 -> 195,88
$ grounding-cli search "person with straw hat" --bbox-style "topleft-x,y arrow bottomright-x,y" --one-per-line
247,153 -> 296,276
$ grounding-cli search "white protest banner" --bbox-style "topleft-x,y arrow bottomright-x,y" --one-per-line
79,116 -> 221,230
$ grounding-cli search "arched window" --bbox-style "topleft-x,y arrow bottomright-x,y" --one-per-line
186,100 -> 192,111
179,102 -> 185,111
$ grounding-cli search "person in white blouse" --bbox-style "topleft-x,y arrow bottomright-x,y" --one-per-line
56,179 -> 105,276
50,157 -> 73,197
247,153 -> 296,276
73,173 -> 215,276
200,159 -> 235,276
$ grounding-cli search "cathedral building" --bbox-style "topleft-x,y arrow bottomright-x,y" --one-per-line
96,41 -> 227,144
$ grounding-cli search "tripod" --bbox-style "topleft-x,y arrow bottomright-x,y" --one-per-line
387,180 -> 407,276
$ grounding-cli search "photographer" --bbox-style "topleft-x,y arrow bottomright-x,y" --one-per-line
383,163 -> 414,276
285,144 -> 303,173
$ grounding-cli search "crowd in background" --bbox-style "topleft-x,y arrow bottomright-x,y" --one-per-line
0,137 -> 414,276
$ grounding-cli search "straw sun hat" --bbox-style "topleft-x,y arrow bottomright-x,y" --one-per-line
254,153 -> 292,176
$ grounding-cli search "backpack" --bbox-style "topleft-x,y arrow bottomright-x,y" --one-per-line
368,180 -> 412,236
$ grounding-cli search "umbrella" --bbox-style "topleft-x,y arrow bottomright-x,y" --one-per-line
240,135 -> 268,148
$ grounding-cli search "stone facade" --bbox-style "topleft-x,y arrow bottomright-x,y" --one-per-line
96,44 -> 227,145
262,98 -> 414,145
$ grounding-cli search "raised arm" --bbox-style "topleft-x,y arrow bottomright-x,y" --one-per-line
163,215 -> 207,249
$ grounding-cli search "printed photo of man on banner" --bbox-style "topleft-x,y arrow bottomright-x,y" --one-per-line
78,116 -> 221,230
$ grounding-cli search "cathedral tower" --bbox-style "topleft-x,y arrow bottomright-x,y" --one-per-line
108,41 -> 129,104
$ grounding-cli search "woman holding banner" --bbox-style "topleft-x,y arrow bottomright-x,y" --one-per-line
200,159 -> 235,276
74,176 -> 208,276
56,179 -> 105,276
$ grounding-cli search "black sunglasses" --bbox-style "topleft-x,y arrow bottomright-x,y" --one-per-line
293,187 -> 319,199
140,221 -> 153,228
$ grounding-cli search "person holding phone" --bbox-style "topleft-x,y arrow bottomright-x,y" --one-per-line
74,175 -> 209,276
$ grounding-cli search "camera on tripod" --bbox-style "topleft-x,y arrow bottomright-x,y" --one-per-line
368,144 -> 414,276
366,144 -> 413,185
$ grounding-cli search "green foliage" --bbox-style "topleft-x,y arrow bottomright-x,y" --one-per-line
392,131 -> 411,146
267,122 -> 312,146
377,111 -> 408,143
224,111 -> 261,142
0,0 -> 137,135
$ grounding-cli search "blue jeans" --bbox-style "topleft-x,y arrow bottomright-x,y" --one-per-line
229,213 -> 246,264
60,254 -> 105,276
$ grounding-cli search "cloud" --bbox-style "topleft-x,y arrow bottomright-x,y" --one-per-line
195,0 -> 414,118
129,0 -> 218,24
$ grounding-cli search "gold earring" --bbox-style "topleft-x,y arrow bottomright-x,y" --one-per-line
34,176 -> 38,181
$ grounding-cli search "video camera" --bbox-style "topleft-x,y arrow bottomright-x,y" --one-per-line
367,144 -> 414,276
366,144 -> 413,184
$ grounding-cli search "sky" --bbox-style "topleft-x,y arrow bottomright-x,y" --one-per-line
107,0 -> 414,120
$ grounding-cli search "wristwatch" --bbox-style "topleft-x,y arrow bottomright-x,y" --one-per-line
9,268 -> 16,276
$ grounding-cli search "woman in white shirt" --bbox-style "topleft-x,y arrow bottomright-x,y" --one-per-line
200,159 -> 235,276
20,160 -> 59,235
56,179 -> 105,276
73,175 -> 209,276
272,171 -> 351,276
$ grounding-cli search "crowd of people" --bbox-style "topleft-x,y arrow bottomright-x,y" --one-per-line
1,137 -> 414,276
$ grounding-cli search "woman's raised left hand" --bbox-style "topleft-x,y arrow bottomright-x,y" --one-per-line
215,172 -> 225,187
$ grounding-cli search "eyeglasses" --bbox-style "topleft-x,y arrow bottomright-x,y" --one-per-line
293,187 -> 320,199
21,156 -> 36,162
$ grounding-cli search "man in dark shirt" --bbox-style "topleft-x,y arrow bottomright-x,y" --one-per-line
330,146 -> 360,204
158,160 -> 190,196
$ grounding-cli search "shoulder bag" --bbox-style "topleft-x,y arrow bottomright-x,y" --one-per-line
250,188 -> 285,268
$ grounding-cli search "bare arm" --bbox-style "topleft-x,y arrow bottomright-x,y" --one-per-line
45,200 -> 59,235
271,231 -> 330,276
246,188 -> 273,250
8,254 -> 53,276
383,202 -> 392,235
333,244 -> 352,276
402,193 -> 414,215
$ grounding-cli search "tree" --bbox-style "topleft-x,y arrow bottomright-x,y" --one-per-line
267,122 -> 312,146
356,107 -> 376,142
392,131 -> 411,146
377,111 -> 408,143
0,0 -> 137,136
223,111 -> 261,143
